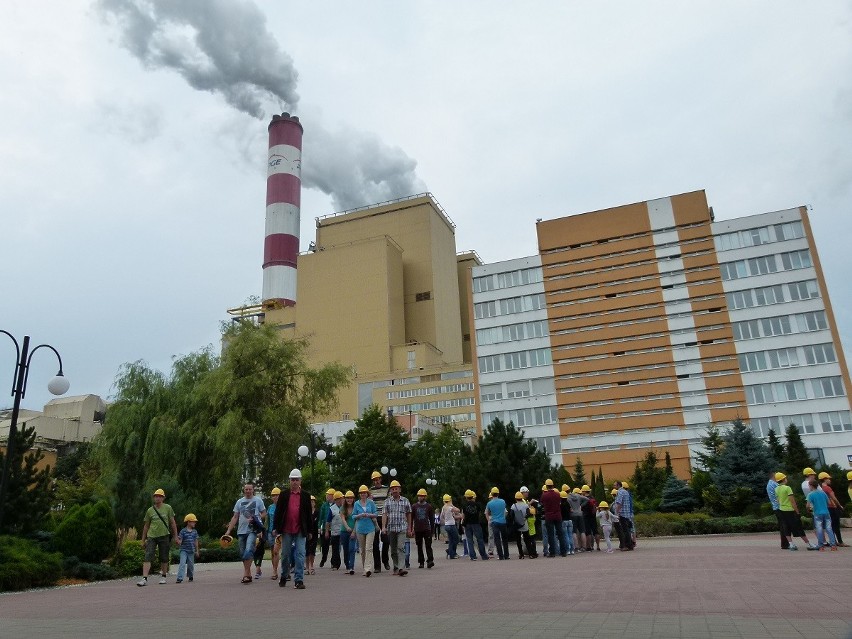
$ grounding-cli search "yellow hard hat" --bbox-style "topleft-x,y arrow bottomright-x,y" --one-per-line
417,488 -> 428,497
333,490 -> 344,500
817,472 -> 830,480
545,478 -> 554,487
572,488 -> 581,494
443,494 -> 451,502
559,491 -> 568,498
389,480 -> 401,488
561,484 -> 570,492
775,472 -> 786,482
183,513 -> 197,523
358,484 -> 370,494
515,491 -> 524,500
464,489 -> 475,498
847,471 -> 852,481
541,485 -> 548,492
598,501 -> 609,509
344,490 -> 355,498
803,467 -> 816,476
611,489 -> 618,495
219,534 -> 233,548
490,487 -> 499,495
622,482 -> 629,489
153,488 -> 165,497
326,488 -> 336,495
371,471 -> 382,480
270,487 -> 281,496
581,485 -> 591,492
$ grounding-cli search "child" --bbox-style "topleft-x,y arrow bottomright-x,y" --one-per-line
596,502 -> 614,553
252,514 -> 265,579
176,513 -> 200,583
806,478 -> 838,551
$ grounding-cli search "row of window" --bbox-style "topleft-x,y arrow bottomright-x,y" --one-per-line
738,343 -> 837,373
480,378 -> 554,401
372,370 -> 474,389
478,348 -> 552,373
482,405 -> 559,428
750,410 -> 852,437
745,376 -> 846,405
385,382 -> 475,400
472,267 -> 543,293
432,412 -> 476,424
475,320 -> 548,346
388,397 -> 477,413
732,311 -> 828,341
474,293 -> 546,320
726,279 -> 820,310
714,220 -> 804,252
719,249 -> 812,282
534,435 -> 561,456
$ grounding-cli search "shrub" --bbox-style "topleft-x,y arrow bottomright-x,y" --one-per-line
61,556 -> 119,581
0,535 -> 63,591
51,501 -> 116,563
111,540 -> 145,577
197,544 -> 241,563
633,513 -> 780,537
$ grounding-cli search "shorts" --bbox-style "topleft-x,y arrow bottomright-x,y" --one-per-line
571,516 -> 584,535
779,510 -> 804,537
584,515 -> 597,536
238,532 -> 258,561
144,535 -> 171,564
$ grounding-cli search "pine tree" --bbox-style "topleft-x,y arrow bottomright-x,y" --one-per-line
573,457 -> 587,488
594,467 -> 606,501
694,423 -> 724,472
0,423 -> 52,535
664,451 -> 674,476
659,475 -> 698,513
782,423 -> 815,478
766,428 -> 785,464
630,451 -> 667,502
711,419 -> 775,501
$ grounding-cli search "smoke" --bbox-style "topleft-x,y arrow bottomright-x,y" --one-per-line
97,0 -> 426,207
97,0 -> 298,117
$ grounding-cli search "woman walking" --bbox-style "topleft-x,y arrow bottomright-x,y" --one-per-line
354,485 -> 378,576
340,490 -> 357,574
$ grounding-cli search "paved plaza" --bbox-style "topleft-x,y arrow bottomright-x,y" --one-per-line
1,533 -> 850,639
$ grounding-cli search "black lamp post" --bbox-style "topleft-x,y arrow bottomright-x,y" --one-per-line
297,430 -> 326,495
0,330 -> 70,529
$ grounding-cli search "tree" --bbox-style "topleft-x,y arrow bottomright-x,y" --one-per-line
330,405 -> 411,492
782,423 -> 815,480
766,428 -> 785,464
658,475 -> 698,513
664,451 -> 674,477
594,468 -> 606,502
711,419 -> 775,503
573,457 -> 587,488
51,500 -> 116,563
0,423 -> 52,535
694,423 -> 724,472
408,425 -> 476,502
630,451 -> 667,503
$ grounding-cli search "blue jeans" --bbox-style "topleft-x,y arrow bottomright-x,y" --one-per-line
813,513 -> 837,546
464,523 -> 488,560
177,549 -> 195,580
237,532 -> 257,561
545,520 -> 567,556
562,520 -> 574,552
279,532 -> 306,582
444,524 -> 460,558
491,522 -> 509,559
341,533 -> 356,570
542,522 -> 560,556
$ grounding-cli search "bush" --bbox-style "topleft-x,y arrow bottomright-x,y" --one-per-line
52,501 -> 116,563
0,535 -> 63,591
197,544 -> 241,563
633,513 -> 781,537
111,540 -> 145,577
61,556 -> 119,581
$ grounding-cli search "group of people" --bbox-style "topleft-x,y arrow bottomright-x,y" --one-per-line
766,467 -> 850,551
135,470 -> 643,589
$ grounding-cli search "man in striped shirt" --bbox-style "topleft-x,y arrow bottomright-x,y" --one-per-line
613,481 -> 634,551
370,471 -> 391,572
382,480 -> 412,576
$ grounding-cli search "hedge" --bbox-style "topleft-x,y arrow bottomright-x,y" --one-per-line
632,513 -> 802,537
0,535 -> 63,592
111,538 -> 241,577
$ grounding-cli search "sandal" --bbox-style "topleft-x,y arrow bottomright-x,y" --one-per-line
309,569 -> 315,575
270,574 -> 278,580
241,576 -> 252,584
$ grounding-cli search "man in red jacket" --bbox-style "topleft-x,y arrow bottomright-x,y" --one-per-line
539,479 -> 567,557
272,469 -> 314,590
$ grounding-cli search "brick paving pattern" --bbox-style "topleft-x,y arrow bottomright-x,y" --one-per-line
1,533 -> 850,638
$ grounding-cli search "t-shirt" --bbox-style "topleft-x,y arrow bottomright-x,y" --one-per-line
510,502 -> 529,531
232,495 -> 266,535
411,501 -> 434,533
353,499 -> 377,534
485,498 -> 507,524
822,483 -> 839,509
540,489 -> 562,521
440,504 -> 459,526
461,500 -> 483,526
775,484 -> 795,512
144,504 -> 175,538
807,490 -> 830,516
284,492 -> 301,534
596,510 -> 613,526
178,527 -> 199,553
802,479 -> 822,497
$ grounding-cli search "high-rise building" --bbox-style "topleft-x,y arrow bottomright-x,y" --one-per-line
473,190 -> 851,479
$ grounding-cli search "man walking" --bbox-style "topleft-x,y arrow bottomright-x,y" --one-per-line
540,479 -> 567,557
318,487 -> 335,568
382,480 -> 412,575
774,472 -> 818,551
137,488 -> 179,586
224,483 -> 266,584
369,470 -> 391,573
461,490 -> 489,560
485,487 -> 509,560
614,481 -> 634,551
411,488 -> 435,568
272,469 -> 313,589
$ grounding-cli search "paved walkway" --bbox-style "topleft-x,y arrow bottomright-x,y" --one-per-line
2,533 -> 850,638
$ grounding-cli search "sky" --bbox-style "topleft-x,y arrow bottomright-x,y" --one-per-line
1,1 -> 850,412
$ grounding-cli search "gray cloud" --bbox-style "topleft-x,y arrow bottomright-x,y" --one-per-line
97,0 -> 424,208
95,100 -> 164,143
97,0 -> 299,117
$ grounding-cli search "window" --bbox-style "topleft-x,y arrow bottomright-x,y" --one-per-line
478,355 -> 501,373
472,275 -> 494,293
748,255 -> 778,276
506,381 -> 530,398
738,351 -> 768,372
732,320 -> 760,341
534,406 -> 558,424
527,320 -> 548,338
474,301 -> 497,319
508,408 -> 533,426
776,380 -> 806,401
788,414 -> 816,434
775,221 -> 804,241
529,348 -> 552,367
788,280 -> 819,301
503,323 -> 524,341
781,250 -> 813,271
766,347 -> 798,369
812,377 -> 845,398
720,261 -> 748,281
727,290 -> 755,310
794,311 -> 827,332
761,316 -> 792,337
407,350 -> 416,371
754,285 -> 785,306
803,343 -> 836,365
535,435 -> 560,455
531,378 -> 554,395
480,384 -> 502,401
748,227 -> 771,246
746,384 -> 772,405
819,411 -> 852,433
505,351 -> 529,370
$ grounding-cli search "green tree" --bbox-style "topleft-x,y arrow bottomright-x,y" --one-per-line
594,468 -> 606,502
331,405 -> 411,492
766,428 -> 785,464
630,451 -> 667,504
658,475 -> 698,513
694,423 -> 724,472
52,500 -> 116,563
711,419 -> 775,504
689,469 -> 712,508
408,425 -> 477,502
782,423 -> 815,479
0,423 -> 52,535
664,451 -> 674,476
573,457 -> 587,488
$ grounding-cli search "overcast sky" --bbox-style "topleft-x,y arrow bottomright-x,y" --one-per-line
1,1 -> 850,412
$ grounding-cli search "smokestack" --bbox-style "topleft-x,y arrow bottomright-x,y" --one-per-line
262,113 -> 303,307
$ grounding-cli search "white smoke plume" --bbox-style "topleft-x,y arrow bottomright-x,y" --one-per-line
97,0 -> 425,207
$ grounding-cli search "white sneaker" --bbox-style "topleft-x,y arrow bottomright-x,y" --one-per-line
158,575 -> 167,584
136,577 -> 147,587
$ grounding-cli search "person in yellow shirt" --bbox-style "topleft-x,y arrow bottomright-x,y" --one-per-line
774,473 -> 818,551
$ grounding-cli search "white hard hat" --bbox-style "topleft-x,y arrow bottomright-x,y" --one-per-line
289,468 -> 302,479
520,486 -> 529,493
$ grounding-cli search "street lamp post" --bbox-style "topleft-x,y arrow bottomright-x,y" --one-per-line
0,331 -> 70,529
297,430 -> 326,496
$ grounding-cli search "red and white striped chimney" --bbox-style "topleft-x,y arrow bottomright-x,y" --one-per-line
262,113 -> 303,307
